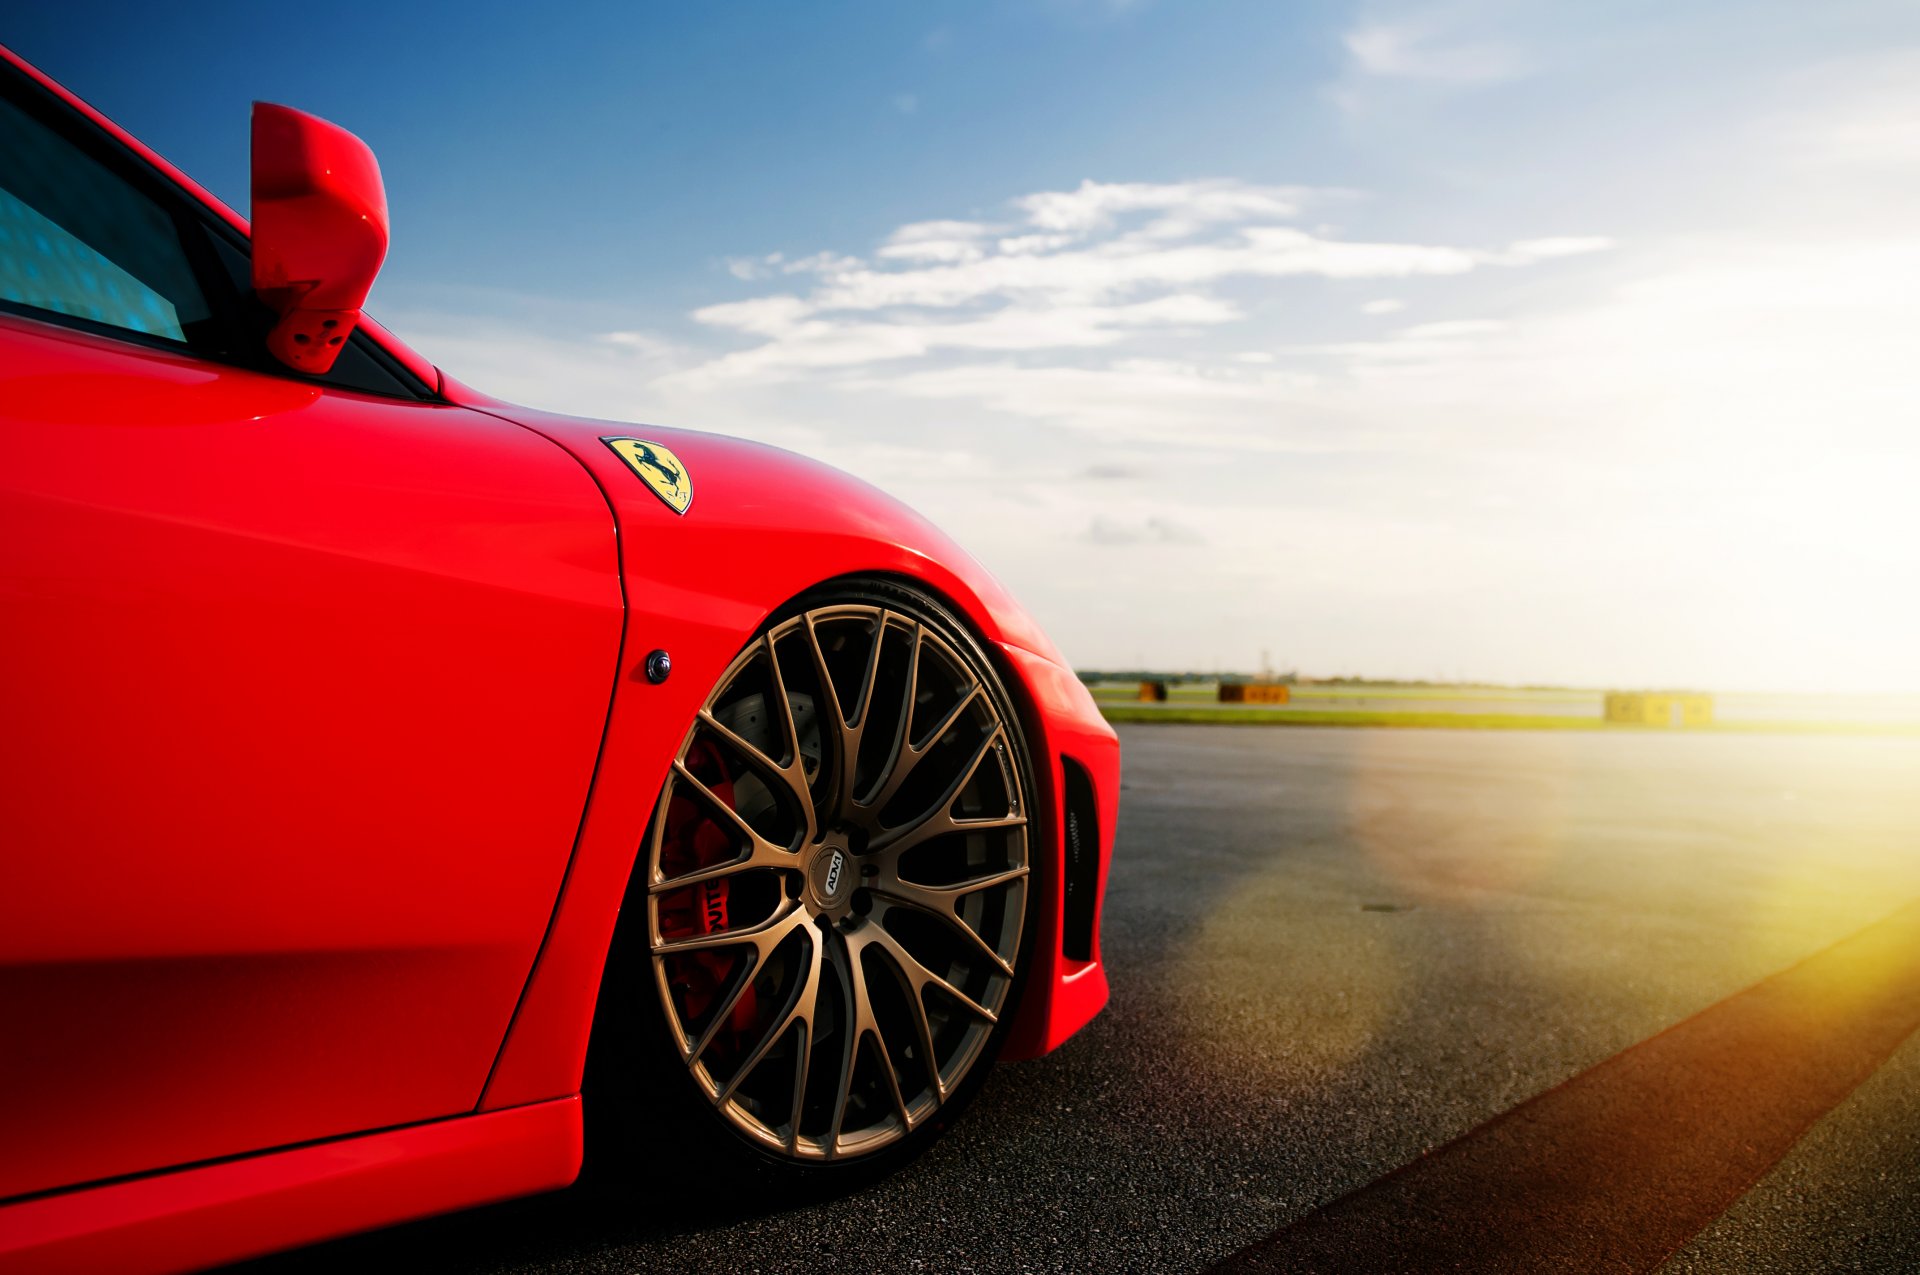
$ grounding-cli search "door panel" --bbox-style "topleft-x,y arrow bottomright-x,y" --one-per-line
0,316 -> 622,1198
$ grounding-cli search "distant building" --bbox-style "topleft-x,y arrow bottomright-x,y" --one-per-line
1604,692 -> 1714,728
1219,681 -> 1290,705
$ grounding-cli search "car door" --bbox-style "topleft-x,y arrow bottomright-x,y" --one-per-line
0,68 -> 623,1198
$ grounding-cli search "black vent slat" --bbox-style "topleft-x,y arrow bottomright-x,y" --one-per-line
1060,757 -> 1099,962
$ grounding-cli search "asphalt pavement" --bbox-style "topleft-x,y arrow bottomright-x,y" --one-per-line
234,724 -> 1920,1274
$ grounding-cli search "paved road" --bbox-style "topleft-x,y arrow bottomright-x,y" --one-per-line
235,725 -> 1920,1274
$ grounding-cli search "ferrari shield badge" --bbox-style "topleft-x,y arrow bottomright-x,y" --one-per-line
603,437 -> 692,515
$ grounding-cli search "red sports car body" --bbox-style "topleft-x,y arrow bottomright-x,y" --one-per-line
0,44 -> 1116,1274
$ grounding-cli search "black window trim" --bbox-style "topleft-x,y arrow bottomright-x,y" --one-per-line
0,57 -> 440,402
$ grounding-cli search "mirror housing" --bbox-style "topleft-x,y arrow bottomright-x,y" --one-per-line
250,102 -> 388,375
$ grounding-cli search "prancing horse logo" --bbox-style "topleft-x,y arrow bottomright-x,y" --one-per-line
824,849 -> 846,896
602,437 -> 693,514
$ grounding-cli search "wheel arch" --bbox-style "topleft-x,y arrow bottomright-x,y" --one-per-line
475,558 -> 1112,1115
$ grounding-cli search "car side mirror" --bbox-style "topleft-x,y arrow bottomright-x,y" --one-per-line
250,102 -> 389,375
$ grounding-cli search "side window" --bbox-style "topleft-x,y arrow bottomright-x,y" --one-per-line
0,91 -> 215,348
0,70 -> 428,399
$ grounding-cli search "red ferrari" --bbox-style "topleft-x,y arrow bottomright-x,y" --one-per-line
0,45 -> 1117,1274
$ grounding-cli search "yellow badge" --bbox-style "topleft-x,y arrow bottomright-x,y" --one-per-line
603,437 -> 692,515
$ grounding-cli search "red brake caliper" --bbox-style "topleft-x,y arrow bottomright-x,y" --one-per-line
658,741 -> 759,1042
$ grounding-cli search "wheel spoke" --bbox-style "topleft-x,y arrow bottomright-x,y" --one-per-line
846,935 -> 916,1134
800,610 -> 865,814
872,721 -> 1006,846
685,952 -> 762,1066
784,1019 -> 811,1153
840,609 -> 893,809
871,810 -> 1027,862
719,921 -> 825,1104
654,898 -> 808,957
845,612 -> 889,731
870,872 -> 1026,977
822,937 -> 864,1155
762,633 -> 804,773
696,705 -> 815,839
853,923 -> 996,1104
652,763 -> 799,891
868,1020 -> 915,1131
859,621 -> 924,808
865,686 -> 986,814
651,845 -> 789,893
882,937 -> 947,1103
838,616 -> 889,810
862,923 -> 998,1026
913,682 -> 985,754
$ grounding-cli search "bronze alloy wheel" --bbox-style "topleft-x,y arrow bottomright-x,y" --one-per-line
642,590 -> 1031,1165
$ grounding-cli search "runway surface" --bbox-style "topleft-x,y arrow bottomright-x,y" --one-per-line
234,725 -> 1920,1274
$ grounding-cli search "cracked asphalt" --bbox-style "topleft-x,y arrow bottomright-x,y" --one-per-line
233,725 -> 1920,1274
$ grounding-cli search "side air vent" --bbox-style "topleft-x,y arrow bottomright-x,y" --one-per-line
1060,756 -> 1099,962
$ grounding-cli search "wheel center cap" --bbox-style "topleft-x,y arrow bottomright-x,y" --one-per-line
809,843 -> 853,909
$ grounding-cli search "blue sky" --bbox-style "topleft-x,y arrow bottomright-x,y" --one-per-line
14,2 -> 1920,689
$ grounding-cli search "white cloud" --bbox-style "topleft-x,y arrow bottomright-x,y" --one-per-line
887,220 -> 995,245
996,232 -> 1077,255
690,294 -> 814,337
781,251 -> 866,275
1361,297 -> 1406,314
1013,178 -> 1302,235
1504,236 -> 1615,261
676,295 -> 1245,384
598,330 -> 681,360
724,253 -> 780,281
877,220 -> 995,263
1344,17 -> 1530,84
837,358 -> 1328,448
667,178 -> 1576,389
803,226 -> 1477,316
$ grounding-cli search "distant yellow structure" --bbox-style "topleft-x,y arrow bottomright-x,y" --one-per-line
1138,680 -> 1168,702
1219,682 -> 1291,705
1604,692 -> 1714,728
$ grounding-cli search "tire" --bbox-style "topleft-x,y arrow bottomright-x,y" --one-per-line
586,577 -> 1038,1193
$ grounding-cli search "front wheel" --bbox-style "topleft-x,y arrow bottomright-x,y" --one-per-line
588,579 -> 1036,1187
